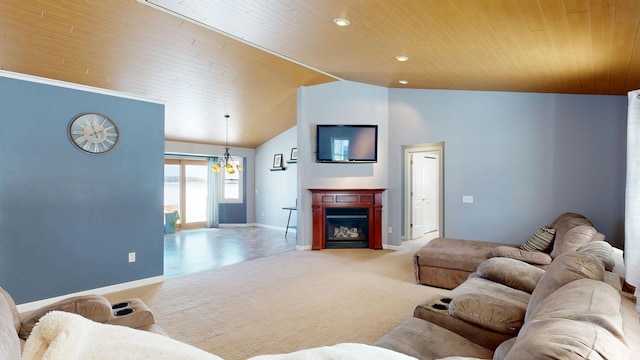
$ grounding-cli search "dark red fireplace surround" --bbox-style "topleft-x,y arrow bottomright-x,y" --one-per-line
309,188 -> 385,250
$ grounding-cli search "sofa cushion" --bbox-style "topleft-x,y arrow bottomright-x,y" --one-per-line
0,291 -> 21,360
448,277 -> 530,334
525,251 -> 604,322
527,279 -> 625,339
414,238 -> 515,273
549,213 -> 591,240
373,317 -> 494,360
548,212 -> 588,227
493,337 -> 516,360
520,226 -> 555,253
413,295 -> 513,351
577,241 -> 615,271
503,318 -> 630,360
491,246 -> 551,265
476,257 -> 545,293
550,225 -> 597,258
506,278 -> 629,360
19,294 -> 112,339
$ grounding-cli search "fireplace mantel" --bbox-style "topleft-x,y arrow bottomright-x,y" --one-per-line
309,188 -> 385,250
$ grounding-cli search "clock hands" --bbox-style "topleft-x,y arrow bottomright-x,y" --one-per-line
89,124 -> 105,140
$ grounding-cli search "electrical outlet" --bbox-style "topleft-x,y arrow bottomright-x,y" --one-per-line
128,252 -> 136,263
388,226 -> 393,234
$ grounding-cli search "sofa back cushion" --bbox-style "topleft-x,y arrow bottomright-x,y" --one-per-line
0,290 -> 21,360
525,251 -> 604,322
549,225 -> 598,259
549,212 -> 591,234
577,241 -> 615,271
502,279 -> 629,360
476,257 -> 545,294
448,276 -> 530,334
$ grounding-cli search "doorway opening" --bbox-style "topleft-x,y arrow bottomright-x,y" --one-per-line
403,142 -> 444,240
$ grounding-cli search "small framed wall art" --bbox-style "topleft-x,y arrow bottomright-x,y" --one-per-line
272,153 -> 284,169
290,147 -> 298,161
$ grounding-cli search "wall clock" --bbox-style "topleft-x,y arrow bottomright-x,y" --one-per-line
68,112 -> 120,154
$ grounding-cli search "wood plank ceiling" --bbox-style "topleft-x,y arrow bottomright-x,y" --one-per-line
1,0 -> 640,148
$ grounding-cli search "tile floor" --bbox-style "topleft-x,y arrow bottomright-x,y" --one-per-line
163,227 -> 297,277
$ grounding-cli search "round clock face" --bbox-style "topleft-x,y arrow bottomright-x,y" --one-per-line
68,113 -> 119,154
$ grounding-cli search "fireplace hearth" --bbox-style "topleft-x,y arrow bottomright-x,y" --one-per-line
309,188 -> 385,250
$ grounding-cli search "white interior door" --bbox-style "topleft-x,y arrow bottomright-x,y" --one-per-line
424,155 -> 438,233
411,153 -> 427,239
410,152 -> 439,239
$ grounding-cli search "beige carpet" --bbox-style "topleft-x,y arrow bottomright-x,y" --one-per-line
105,238 -> 448,360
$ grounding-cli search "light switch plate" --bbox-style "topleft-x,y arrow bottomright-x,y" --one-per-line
462,195 -> 474,203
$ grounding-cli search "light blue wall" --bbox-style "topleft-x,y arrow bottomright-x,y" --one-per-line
296,83 -> 626,248
297,81 -> 390,248
0,75 -> 165,303
255,126 -> 298,231
387,89 -> 627,247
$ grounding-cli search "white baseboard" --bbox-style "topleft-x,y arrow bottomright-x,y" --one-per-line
16,275 -> 165,314
254,223 -> 297,233
218,223 -> 250,228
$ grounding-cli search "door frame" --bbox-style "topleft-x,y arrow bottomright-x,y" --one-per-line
403,142 -> 444,240
164,158 -> 208,230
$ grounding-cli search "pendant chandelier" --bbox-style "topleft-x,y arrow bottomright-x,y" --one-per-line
212,114 -> 244,174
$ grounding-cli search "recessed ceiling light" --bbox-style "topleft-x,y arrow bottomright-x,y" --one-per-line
395,55 -> 409,62
333,18 -> 350,26
399,80 -> 409,85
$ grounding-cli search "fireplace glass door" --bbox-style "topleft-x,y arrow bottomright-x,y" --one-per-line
325,207 -> 369,248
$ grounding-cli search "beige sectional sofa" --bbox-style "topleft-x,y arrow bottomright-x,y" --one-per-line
375,249 -> 640,359
414,212 -> 603,289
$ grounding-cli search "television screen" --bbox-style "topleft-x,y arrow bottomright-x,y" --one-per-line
316,125 -> 378,163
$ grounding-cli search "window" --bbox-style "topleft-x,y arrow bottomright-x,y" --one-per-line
220,156 -> 243,203
184,163 -> 208,223
164,156 -> 245,229
164,158 -> 208,229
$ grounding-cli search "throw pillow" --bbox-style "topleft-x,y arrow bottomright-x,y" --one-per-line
520,226 -> 555,253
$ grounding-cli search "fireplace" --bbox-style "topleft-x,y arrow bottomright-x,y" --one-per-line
309,188 -> 385,250
325,207 -> 369,248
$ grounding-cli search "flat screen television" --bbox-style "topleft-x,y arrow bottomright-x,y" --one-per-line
316,124 -> 378,163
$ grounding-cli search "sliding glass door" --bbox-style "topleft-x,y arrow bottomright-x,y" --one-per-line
164,158 -> 208,229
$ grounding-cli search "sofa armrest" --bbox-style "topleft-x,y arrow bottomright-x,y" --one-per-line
491,246 -> 552,266
18,295 -> 112,339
